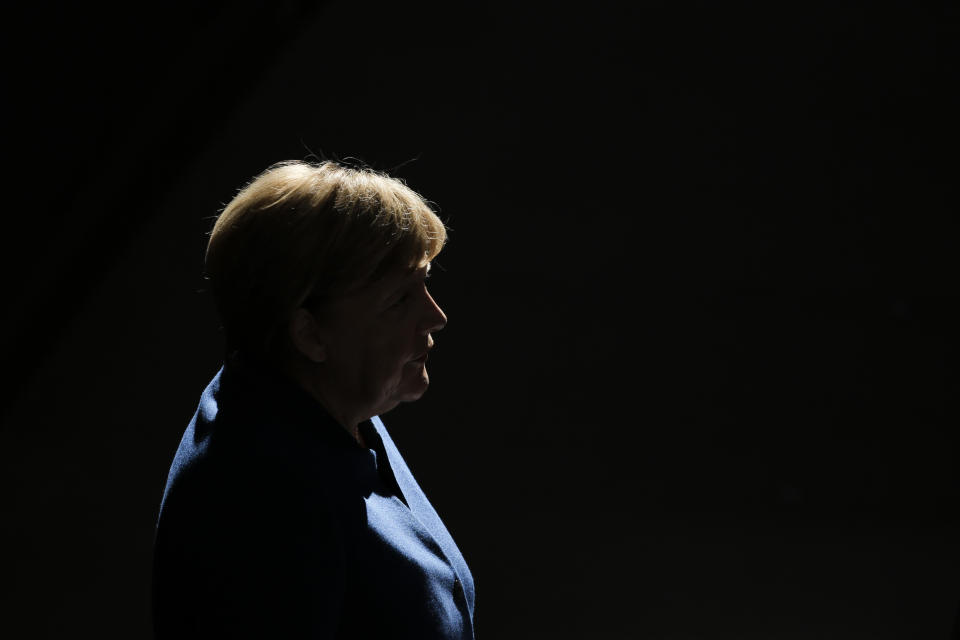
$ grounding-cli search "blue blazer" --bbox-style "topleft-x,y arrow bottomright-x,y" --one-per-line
152,354 -> 476,638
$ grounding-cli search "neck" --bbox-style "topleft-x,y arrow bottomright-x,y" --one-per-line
280,358 -> 368,446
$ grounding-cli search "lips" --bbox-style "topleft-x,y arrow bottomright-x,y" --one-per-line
409,348 -> 430,365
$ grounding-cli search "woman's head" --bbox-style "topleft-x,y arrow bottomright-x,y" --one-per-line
205,160 -> 447,364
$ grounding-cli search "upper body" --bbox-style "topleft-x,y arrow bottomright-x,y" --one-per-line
152,352 -> 475,638
151,160 -> 473,637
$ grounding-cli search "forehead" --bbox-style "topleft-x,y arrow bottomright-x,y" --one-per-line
378,261 -> 430,287
343,261 -> 430,301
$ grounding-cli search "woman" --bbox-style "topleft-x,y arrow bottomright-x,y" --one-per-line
152,160 -> 476,639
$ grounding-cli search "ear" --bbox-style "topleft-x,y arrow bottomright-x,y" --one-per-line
288,307 -> 327,363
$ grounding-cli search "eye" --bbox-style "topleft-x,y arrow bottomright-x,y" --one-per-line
389,292 -> 410,309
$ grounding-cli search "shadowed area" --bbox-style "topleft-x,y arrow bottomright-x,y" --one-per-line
2,1 -> 958,637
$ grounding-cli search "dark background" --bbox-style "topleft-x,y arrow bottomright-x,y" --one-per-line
3,1 -> 959,638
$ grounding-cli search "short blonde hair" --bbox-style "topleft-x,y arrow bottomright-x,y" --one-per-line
205,160 -> 447,359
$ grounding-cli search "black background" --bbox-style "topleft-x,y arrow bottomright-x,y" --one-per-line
3,1 -> 959,638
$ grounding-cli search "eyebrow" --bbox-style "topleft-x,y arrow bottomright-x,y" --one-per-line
383,263 -> 431,299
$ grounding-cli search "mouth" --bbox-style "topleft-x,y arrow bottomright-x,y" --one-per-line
409,350 -> 429,365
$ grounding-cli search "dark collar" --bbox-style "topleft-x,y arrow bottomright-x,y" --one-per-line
220,349 -> 363,452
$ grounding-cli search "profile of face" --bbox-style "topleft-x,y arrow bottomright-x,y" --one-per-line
289,262 -> 448,429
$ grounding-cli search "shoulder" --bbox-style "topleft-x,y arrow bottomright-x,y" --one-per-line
159,361 -> 374,536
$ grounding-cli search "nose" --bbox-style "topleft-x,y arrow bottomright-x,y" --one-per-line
419,289 -> 447,335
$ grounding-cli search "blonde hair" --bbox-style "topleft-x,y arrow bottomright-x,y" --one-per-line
205,160 -> 447,359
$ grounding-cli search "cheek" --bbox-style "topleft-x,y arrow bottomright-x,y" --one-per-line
389,352 -> 424,391
365,343 -> 409,386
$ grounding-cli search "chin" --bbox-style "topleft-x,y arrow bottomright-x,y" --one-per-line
399,369 -> 430,402
400,382 -> 429,403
